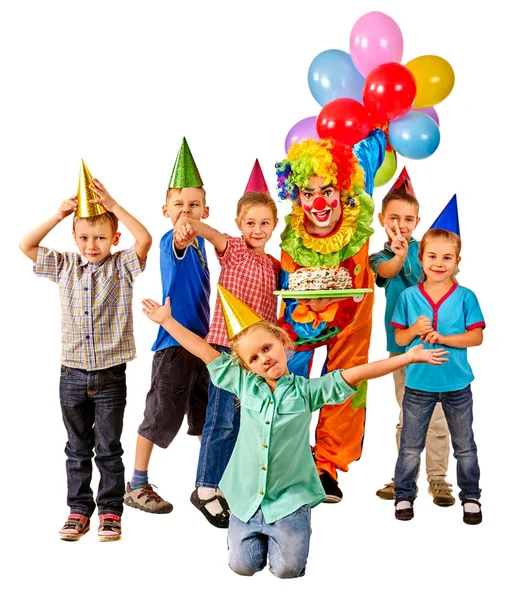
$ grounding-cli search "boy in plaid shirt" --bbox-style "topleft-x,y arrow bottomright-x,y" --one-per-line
19,176 -> 151,542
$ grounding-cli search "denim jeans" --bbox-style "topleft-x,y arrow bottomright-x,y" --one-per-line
59,363 -> 127,517
395,385 -> 481,501
228,506 -> 311,579
195,346 -> 240,488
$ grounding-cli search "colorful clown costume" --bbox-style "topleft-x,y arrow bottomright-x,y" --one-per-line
276,129 -> 386,481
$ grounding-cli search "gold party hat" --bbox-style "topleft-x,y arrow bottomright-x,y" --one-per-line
168,137 -> 204,189
218,284 -> 263,339
76,159 -> 105,218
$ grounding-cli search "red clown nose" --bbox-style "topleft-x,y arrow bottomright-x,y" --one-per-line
312,196 -> 327,211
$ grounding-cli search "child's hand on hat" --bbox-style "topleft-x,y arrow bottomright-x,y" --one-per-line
57,196 -> 78,220
89,178 -> 119,212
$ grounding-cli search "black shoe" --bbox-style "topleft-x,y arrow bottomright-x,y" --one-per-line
319,472 -> 343,503
394,497 -> 414,521
462,499 -> 483,525
190,488 -> 230,529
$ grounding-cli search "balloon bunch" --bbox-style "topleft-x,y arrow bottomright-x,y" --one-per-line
284,11 -> 454,187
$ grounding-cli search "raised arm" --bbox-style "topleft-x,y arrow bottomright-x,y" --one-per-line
376,222 -> 409,279
142,297 -> 220,364
90,179 -> 152,263
174,216 -> 227,254
19,196 -> 78,262
340,344 -> 449,387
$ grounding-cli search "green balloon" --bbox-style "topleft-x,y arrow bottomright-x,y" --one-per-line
374,149 -> 397,187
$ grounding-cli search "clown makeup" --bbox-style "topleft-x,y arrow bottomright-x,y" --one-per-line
299,176 -> 342,235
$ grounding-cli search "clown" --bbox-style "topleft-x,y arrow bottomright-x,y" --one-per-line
276,129 -> 386,501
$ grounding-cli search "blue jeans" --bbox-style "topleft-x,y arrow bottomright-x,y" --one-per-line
195,346 -> 240,488
395,385 -> 481,501
59,363 -> 127,517
228,506 -> 311,579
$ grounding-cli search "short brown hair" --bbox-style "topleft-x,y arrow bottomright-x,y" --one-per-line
166,186 -> 207,205
73,211 -> 119,233
230,321 -> 294,368
381,188 -> 419,214
236,191 -> 277,222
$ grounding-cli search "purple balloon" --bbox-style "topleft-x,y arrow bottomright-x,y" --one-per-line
350,11 -> 404,77
412,107 -> 440,126
284,116 -> 319,153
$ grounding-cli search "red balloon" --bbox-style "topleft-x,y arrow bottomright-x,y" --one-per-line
316,97 -> 372,147
362,62 -> 416,121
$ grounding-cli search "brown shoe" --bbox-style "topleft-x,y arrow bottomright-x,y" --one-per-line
428,480 -> 455,506
462,499 -> 482,525
98,513 -> 122,542
59,514 -> 90,541
124,483 -> 173,514
376,480 -> 394,500
394,497 -> 414,521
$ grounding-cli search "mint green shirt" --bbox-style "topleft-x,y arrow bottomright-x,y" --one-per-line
208,354 -> 356,524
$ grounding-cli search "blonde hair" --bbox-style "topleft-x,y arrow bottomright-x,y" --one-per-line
420,228 -> 461,283
236,191 -> 278,222
73,212 -> 118,233
230,321 -> 294,368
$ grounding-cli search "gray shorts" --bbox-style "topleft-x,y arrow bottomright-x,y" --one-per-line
138,346 -> 209,448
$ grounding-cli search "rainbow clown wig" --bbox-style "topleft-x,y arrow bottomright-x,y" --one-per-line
276,138 -> 364,201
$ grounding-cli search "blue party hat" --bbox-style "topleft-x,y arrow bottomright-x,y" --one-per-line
430,194 -> 460,235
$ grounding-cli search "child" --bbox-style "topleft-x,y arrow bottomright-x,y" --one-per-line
391,228 -> 485,524
123,138 -> 211,514
19,164 -> 152,541
174,171 -> 280,528
369,170 -> 454,507
141,291 -> 448,577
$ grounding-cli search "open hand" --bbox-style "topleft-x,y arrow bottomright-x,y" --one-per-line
142,297 -> 172,325
88,178 -> 119,211
406,343 -> 449,365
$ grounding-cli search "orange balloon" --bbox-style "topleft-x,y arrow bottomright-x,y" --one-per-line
405,55 -> 455,108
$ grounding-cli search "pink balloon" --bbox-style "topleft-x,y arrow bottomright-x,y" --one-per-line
350,11 -> 404,78
413,107 -> 440,126
284,116 -> 319,153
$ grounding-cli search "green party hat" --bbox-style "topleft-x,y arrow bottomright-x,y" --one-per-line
168,137 -> 204,189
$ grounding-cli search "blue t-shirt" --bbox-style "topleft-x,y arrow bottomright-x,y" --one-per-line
151,231 -> 211,351
369,239 -> 422,353
391,283 -> 485,392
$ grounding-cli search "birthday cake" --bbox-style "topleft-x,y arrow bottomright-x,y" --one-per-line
288,266 -> 353,291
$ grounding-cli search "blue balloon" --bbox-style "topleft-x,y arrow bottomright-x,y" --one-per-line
308,49 -> 364,107
389,112 -> 441,160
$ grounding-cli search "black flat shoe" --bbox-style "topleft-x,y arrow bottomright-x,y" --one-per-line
462,499 -> 482,525
190,488 -> 230,529
395,497 -> 414,521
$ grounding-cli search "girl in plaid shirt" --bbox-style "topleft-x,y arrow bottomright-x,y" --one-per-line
173,191 -> 280,527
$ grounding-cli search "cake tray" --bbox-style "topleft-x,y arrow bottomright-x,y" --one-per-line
274,288 -> 373,299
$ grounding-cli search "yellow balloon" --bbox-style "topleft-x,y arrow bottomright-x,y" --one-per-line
405,55 -> 455,108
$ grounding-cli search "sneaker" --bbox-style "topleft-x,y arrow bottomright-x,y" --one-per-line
124,483 -> 173,514
395,497 -> 414,521
319,472 -> 343,503
462,499 -> 482,525
98,513 -> 122,542
428,480 -> 455,506
59,513 -> 90,542
376,479 -> 395,500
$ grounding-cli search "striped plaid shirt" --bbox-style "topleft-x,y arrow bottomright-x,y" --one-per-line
35,245 -> 145,371
206,235 -> 280,347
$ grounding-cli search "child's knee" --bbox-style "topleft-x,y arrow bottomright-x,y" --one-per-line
229,557 -> 266,577
270,560 -> 306,579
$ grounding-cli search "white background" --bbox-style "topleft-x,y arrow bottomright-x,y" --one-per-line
1,1 -> 508,598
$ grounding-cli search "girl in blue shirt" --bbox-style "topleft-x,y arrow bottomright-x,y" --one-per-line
391,228 -> 485,525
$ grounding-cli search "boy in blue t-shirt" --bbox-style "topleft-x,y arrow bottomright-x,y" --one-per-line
369,177 -> 454,507
124,139 -> 211,513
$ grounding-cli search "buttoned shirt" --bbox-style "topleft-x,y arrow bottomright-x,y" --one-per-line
35,245 -> 145,371
206,235 -> 280,347
209,354 -> 356,523
391,283 -> 485,392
